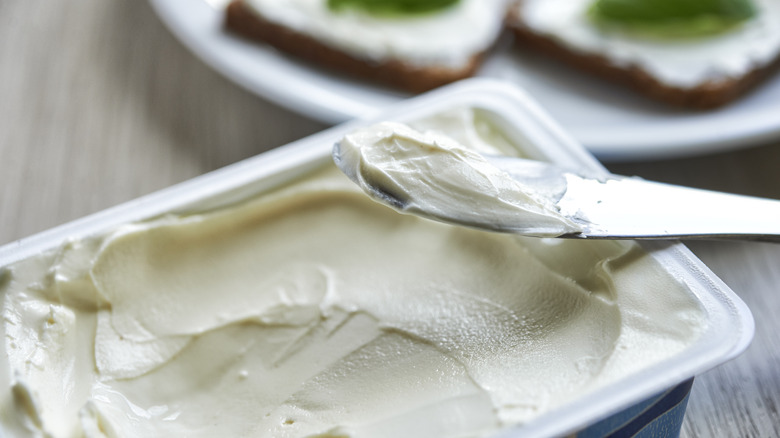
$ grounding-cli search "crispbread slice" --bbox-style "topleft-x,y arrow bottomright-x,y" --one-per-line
507,1 -> 780,109
225,0 -> 490,93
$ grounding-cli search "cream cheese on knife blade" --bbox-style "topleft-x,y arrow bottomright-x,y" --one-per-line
336,121 -> 582,236
0,109 -> 704,437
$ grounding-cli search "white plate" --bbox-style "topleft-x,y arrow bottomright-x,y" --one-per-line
149,0 -> 780,161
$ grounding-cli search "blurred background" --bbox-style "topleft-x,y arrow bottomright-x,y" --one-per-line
1,1 -> 778,436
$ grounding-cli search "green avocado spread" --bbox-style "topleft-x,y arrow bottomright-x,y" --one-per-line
589,0 -> 757,38
327,0 -> 460,17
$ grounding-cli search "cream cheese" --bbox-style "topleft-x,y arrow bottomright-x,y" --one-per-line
336,121 -> 582,236
0,109 -> 705,437
516,0 -> 780,88
243,0 -> 508,69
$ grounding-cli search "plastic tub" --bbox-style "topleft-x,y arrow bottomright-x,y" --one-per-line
0,79 -> 754,437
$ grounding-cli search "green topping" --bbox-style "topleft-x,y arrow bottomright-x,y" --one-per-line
327,0 -> 460,17
589,0 -> 758,38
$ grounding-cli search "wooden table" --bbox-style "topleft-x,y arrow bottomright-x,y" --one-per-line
1,1 -> 778,436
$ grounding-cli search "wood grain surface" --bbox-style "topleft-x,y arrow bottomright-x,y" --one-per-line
1,1 -> 778,437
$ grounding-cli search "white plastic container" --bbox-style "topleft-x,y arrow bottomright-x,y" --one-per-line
0,79 -> 754,437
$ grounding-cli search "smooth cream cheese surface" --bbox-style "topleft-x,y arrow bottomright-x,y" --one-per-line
337,121 -> 582,236
517,0 -> 780,87
0,110 -> 705,437
243,0 -> 508,69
